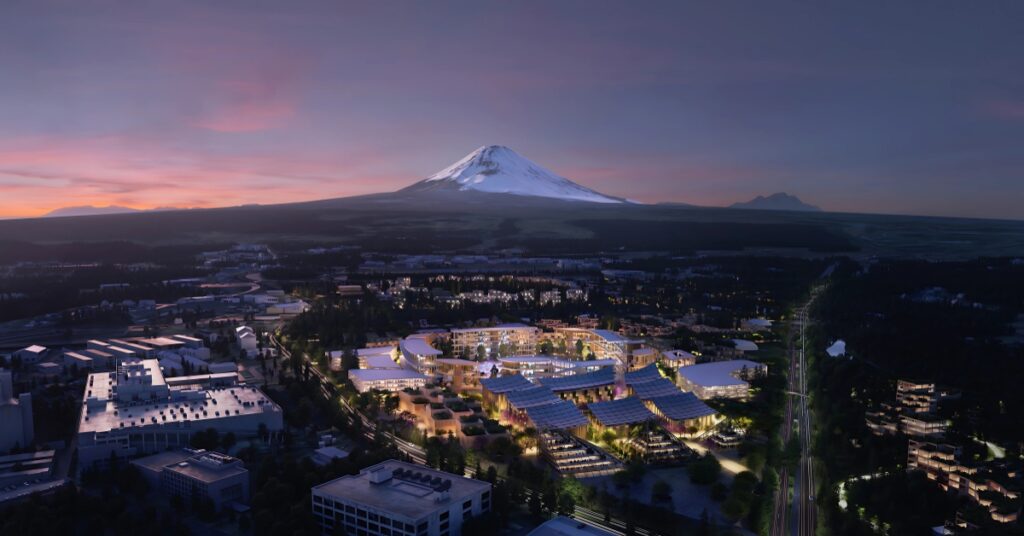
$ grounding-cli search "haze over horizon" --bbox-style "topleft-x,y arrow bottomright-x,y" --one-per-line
1,1 -> 1023,220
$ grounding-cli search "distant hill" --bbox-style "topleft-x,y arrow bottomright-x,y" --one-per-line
44,205 -> 180,218
729,193 -> 820,212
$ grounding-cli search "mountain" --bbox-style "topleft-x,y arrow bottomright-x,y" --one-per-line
729,193 -> 821,212
43,205 -> 181,218
399,145 -> 624,203
44,205 -> 143,218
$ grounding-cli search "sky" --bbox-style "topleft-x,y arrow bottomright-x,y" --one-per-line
1,1 -> 1022,220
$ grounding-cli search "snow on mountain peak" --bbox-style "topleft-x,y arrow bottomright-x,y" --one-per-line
415,145 -> 623,203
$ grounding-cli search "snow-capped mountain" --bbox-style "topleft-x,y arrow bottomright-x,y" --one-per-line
400,145 -> 623,203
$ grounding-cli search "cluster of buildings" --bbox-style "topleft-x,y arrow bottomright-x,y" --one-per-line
866,380 -> 957,438
872,380 -> 1023,525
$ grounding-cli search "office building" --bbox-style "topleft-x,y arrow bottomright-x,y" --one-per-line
676,360 -> 767,399
311,460 -> 492,536
132,448 -> 249,510
0,369 -> 33,453
451,324 -> 539,358
77,359 -> 283,470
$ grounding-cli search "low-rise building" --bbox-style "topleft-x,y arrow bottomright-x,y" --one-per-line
676,360 -> 767,399
311,460 -> 492,536
349,369 -> 428,393
0,369 -> 33,453
76,359 -> 283,470
132,448 -> 249,511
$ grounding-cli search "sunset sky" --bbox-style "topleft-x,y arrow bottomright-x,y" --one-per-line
1,1 -> 1022,219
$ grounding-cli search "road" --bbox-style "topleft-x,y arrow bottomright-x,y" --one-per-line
771,292 -> 819,536
272,335 -> 653,536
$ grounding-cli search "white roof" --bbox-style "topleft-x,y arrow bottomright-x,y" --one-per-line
400,337 -> 441,356
361,355 -> 401,369
678,359 -> 764,388
528,516 -> 616,536
348,369 -> 428,382
21,345 -> 46,354
731,339 -> 759,352
826,340 -> 847,357
357,346 -> 395,357
663,349 -> 696,362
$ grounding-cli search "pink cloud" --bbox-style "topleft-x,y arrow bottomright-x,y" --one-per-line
981,99 -> 1024,120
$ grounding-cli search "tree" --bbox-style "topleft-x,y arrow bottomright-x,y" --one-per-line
688,452 -> 721,485
652,479 -> 672,504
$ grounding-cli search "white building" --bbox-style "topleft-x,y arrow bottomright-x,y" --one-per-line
400,337 -> 443,375
14,345 -> 46,365
76,359 -> 283,470
312,460 -> 492,536
235,326 -> 259,358
676,360 -> 767,400
132,448 -> 249,511
0,370 -> 33,453
348,369 -> 428,393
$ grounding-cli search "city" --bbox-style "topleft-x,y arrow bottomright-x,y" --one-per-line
1,3 -> 1023,536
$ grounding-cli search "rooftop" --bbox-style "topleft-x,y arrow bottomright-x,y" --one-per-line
677,360 -> 764,388
79,369 -> 280,435
506,386 -> 561,409
625,364 -> 663,385
480,374 -> 534,394
524,400 -> 589,430
400,337 -> 442,356
348,369 -> 428,382
528,516 -> 616,536
357,346 -> 395,357
630,378 -> 682,400
312,460 -> 491,521
451,323 -> 534,333
648,393 -> 718,421
361,355 -> 401,369
587,397 -> 657,427
541,368 -> 615,392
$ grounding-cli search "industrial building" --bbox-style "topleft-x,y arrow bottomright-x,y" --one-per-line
132,448 -> 249,511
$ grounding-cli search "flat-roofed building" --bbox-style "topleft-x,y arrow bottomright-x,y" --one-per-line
528,516 -> 616,536
451,324 -> 539,359
0,370 -> 34,453
311,460 -> 492,536
132,448 -> 249,510
400,337 -> 443,375
13,345 -> 46,365
662,350 -> 697,368
77,359 -> 283,470
676,360 -> 767,399
349,369 -> 428,393
63,351 -> 95,372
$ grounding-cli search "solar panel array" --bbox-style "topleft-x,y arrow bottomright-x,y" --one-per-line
630,377 -> 682,400
524,399 -> 589,430
540,367 -> 615,392
480,374 -> 533,394
506,385 -> 561,409
587,397 -> 657,427
648,393 -> 717,421
624,363 -> 662,385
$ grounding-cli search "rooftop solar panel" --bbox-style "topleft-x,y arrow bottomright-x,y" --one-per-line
587,397 -> 657,427
625,363 -> 662,385
648,393 -> 717,421
630,378 -> 681,399
480,374 -> 534,394
525,400 -> 589,430
506,386 -> 561,409
540,368 -> 615,392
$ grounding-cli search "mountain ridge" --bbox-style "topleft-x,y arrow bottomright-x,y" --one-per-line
729,192 -> 820,212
